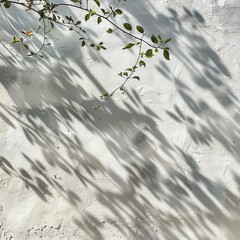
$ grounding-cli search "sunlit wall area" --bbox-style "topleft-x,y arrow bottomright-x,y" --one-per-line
1,0 -> 240,239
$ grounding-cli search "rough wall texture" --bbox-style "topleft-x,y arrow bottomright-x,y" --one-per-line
1,0 -> 240,239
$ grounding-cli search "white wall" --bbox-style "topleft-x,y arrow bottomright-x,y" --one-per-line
1,0 -> 240,239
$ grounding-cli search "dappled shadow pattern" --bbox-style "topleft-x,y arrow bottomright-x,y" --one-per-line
1,3 -> 240,240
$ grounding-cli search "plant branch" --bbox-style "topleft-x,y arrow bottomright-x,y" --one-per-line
97,36 -> 144,109
2,0 -> 158,49
50,2 -> 159,49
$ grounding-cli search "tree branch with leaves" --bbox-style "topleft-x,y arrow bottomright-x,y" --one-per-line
0,0 -> 171,108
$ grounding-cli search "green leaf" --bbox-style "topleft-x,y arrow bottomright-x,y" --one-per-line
76,21 -> 81,25
89,9 -> 96,16
133,66 -> 138,70
106,28 -> 113,33
82,41 -> 85,47
71,0 -> 79,2
123,23 -> 132,31
85,14 -> 90,21
115,9 -> 123,15
23,44 -> 29,50
4,1 -> 11,8
136,26 -> 144,34
163,49 -> 170,60
97,17 -> 102,24
27,52 -> 34,56
133,76 -> 140,80
122,43 -> 135,50
139,60 -> 146,67
94,0 -> 100,7
102,92 -> 109,97
52,14 -> 57,21
146,49 -> 153,58
151,34 -> 158,44
12,36 -> 20,43
65,16 -> 72,22
164,38 -> 171,44
158,34 -> 162,41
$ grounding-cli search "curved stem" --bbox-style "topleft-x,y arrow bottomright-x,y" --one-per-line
97,36 -> 144,109
51,2 -> 157,49
0,0 -> 164,109
35,18 -> 46,54
3,1 -> 157,49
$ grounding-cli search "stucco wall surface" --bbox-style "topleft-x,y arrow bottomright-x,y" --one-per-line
1,0 -> 240,239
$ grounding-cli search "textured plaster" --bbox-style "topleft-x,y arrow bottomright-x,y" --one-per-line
1,0 -> 240,239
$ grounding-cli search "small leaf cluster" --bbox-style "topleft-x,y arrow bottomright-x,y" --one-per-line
143,35 -> 171,60
121,23 -> 172,60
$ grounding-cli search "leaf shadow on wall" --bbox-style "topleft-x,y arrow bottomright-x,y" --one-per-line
0,4 -> 240,240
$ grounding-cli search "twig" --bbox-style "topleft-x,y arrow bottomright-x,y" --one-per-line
97,35 -> 144,108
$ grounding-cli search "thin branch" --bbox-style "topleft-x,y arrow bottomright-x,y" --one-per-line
97,36 -> 144,109
3,1 -> 158,49
0,2 -> 29,51
0,0 -> 169,109
50,2 -> 159,49
35,17 -> 46,54
0,3 -> 18,37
